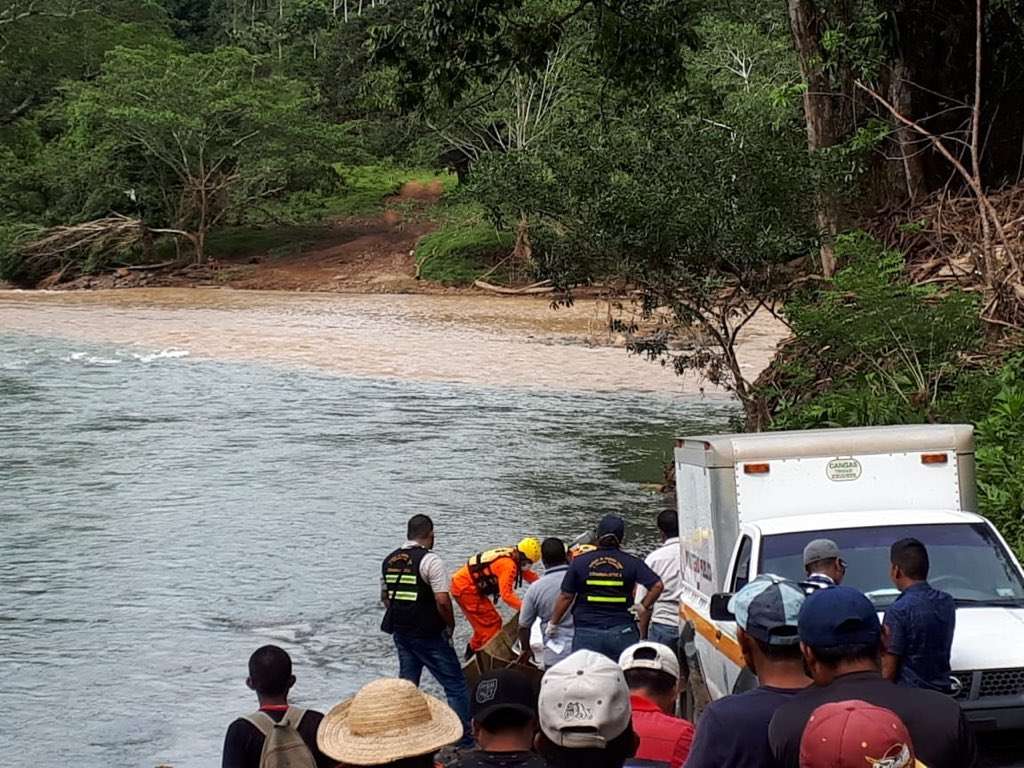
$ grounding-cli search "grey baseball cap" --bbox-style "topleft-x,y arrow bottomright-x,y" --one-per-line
727,574 -> 805,645
803,538 -> 841,567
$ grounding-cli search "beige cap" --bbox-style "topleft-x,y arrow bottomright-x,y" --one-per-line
618,642 -> 681,681
538,650 -> 632,749
317,678 -> 463,765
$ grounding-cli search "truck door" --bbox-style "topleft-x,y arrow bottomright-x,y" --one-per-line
705,529 -> 759,699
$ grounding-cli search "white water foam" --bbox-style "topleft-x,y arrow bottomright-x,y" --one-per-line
63,351 -> 123,366
131,349 -> 190,363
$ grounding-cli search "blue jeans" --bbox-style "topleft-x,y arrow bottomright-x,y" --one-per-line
647,621 -> 679,654
572,623 -> 640,661
393,632 -> 472,746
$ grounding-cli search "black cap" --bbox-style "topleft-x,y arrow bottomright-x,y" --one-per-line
597,515 -> 625,543
471,669 -> 537,724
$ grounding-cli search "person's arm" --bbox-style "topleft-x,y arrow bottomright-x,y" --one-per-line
423,554 -> 455,631
221,720 -> 249,768
517,587 -> 539,663
435,592 -> 456,631
881,611 -> 904,682
682,708 -> 720,768
880,652 -> 901,681
548,591 -> 574,628
523,568 -> 540,584
497,559 -> 524,611
638,602 -> 653,640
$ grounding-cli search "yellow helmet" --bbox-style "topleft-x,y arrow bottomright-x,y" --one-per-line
517,537 -> 542,563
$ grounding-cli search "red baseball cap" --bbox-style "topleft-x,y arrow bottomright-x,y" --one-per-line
799,700 -> 927,768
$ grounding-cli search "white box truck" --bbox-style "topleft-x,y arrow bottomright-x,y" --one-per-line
674,424 -> 1024,732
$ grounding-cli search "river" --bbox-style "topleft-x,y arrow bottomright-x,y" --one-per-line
0,289 -> 746,767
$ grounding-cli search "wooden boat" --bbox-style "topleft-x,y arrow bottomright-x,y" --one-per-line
462,614 -> 544,688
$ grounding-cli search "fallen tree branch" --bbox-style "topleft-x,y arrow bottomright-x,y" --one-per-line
474,279 -> 554,295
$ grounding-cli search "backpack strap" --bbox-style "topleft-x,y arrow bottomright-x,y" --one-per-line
243,711 -> 277,738
281,706 -> 306,729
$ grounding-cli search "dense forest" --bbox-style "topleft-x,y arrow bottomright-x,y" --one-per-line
1,0 -> 1022,552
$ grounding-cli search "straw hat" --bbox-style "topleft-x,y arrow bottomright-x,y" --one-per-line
317,678 -> 463,765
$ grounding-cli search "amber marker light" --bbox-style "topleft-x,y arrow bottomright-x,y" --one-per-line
921,453 -> 949,465
743,463 -> 770,474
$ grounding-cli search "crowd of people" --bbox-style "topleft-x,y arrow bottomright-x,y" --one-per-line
222,510 -> 974,768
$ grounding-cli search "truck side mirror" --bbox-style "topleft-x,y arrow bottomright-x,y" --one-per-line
709,592 -> 735,622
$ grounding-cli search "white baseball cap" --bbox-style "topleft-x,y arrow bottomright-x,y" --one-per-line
618,642 -> 681,681
538,650 -> 632,749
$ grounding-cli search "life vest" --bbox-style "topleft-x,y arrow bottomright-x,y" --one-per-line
380,546 -> 446,637
467,547 -> 522,601
579,550 -> 632,607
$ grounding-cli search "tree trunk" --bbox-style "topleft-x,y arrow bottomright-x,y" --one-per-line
787,0 -> 847,278
890,59 -> 927,202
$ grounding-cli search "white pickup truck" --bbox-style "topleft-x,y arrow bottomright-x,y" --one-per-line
674,424 -> 1024,733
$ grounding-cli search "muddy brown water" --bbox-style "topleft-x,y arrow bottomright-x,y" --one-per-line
0,289 -> 762,766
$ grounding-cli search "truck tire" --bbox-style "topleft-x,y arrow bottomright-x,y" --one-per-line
680,620 -> 709,721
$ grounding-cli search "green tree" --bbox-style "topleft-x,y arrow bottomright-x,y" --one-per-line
464,14 -> 814,425
0,1 -> 172,126
60,45 -> 347,260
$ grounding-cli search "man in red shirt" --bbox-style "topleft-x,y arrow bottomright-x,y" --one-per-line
618,642 -> 694,768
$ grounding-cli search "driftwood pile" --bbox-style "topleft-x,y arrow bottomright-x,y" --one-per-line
14,214 -> 153,284
868,184 -> 1024,326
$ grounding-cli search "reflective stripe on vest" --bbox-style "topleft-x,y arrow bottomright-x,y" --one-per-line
384,574 -> 419,585
392,590 -> 419,601
585,579 -> 625,587
587,595 -> 628,603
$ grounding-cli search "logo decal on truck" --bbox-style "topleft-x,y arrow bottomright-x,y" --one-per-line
826,457 -> 862,481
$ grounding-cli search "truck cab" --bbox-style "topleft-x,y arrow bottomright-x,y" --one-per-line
675,425 -> 1024,732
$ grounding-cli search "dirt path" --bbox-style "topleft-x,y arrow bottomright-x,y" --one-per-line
59,186 -> 447,294
223,216 -> 434,293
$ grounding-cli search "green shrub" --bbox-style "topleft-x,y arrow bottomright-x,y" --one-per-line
415,220 -> 513,285
329,164 -> 457,216
766,232 -> 983,428
0,223 -> 46,285
976,355 -> 1024,558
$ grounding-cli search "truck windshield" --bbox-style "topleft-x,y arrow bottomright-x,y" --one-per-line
760,523 -> 1024,608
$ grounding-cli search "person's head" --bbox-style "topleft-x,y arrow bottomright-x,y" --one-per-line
890,537 -> 929,589
803,539 -> 846,584
517,537 -> 542,568
618,642 -> 682,714
541,537 -> 568,569
471,669 -> 538,751
798,586 -> 882,685
317,678 -> 463,768
656,509 -> 678,542
406,514 -> 435,549
536,650 -> 639,768
597,515 -> 626,548
246,645 -> 295,702
799,700 -> 923,768
728,574 -> 806,676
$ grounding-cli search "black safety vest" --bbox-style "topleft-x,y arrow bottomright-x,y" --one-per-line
579,551 -> 631,607
381,546 -> 446,638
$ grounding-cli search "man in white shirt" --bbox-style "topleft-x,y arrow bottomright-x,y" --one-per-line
638,509 -> 682,650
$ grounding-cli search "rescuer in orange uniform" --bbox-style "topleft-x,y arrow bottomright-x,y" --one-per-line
451,537 -> 542,658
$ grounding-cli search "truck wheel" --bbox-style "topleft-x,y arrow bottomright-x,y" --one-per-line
680,620 -> 709,721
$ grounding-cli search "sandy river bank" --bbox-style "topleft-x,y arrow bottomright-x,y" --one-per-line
0,288 -> 786,394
